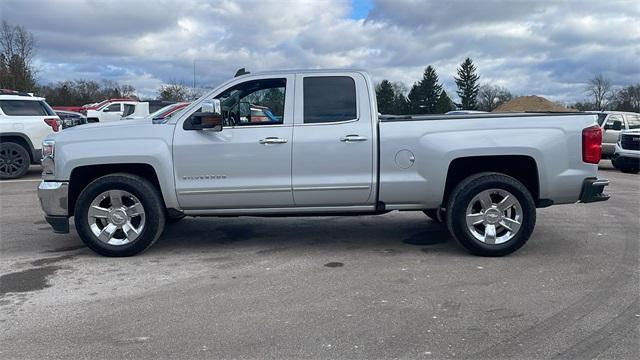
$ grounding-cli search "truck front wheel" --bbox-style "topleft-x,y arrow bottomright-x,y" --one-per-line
446,173 -> 536,256
74,173 -> 166,256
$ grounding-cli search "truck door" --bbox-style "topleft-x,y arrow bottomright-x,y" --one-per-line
291,73 -> 375,206
173,75 -> 294,209
101,103 -> 123,122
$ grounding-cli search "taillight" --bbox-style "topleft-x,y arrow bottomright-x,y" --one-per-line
44,118 -> 60,132
582,125 -> 602,164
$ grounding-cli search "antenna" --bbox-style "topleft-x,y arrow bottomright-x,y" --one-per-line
234,68 -> 250,77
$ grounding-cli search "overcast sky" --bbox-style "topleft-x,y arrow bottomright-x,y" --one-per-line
1,0 -> 638,102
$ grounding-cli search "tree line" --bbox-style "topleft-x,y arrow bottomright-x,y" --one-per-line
377,58 -> 512,115
1,20 -> 639,113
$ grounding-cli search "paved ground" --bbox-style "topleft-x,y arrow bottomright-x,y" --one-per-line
0,163 -> 638,359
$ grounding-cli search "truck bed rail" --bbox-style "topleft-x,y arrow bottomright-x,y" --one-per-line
379,112 -> 588,122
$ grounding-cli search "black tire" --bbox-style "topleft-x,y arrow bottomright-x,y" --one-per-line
423,209 -> 445,223
166,214 -> 186,223
620,168 -> 639,174
74,173 -> 166,256
0,142 -> 30,179
446,172 -> 536,257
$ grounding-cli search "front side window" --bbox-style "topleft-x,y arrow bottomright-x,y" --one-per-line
0,100 -> 55,116
604,114 -> 623,129
214,78 -> 286,126
303,76 -> 357,124
104,103 -> 121,112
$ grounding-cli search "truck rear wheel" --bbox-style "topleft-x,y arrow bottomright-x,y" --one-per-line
0,142 -> 30,179
74,173 -> 166,256
446,173 -> 536,256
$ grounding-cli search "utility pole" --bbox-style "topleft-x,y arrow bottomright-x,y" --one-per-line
193,60 -> 196,90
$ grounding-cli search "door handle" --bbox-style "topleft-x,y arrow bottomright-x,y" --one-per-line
340,135 -> 368,143
259,137 -> 288,144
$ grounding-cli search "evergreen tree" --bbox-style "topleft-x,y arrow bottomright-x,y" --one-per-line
407,66 -> 443,114
391,82 -> 409,115
420,66 -> 442,114
454,58 -> 480,110
435,90 -> 454,113
407,82 -> 423,114
375,80 -> 396,114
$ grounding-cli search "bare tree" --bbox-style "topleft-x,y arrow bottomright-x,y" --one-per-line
157,80 -> 190,102
585,74 -> 612,110
0,20 -> 37,91
477,84 -> 513,112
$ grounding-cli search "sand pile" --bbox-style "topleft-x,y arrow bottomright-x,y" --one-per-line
494,96 -> 574,112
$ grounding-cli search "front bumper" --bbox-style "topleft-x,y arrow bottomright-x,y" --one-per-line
37,181 -> 70,233
579,178 -> 610,203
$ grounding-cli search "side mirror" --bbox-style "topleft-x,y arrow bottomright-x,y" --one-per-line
183,99 -> 223,131
604,120 -> 623,131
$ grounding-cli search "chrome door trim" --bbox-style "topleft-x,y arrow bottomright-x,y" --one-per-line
183,205 -> 376,215
178,187 -> 291,195
293,185 -> 370,191
296,118 -> 359,126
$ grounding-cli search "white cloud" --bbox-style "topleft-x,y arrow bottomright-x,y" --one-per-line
1,0 -> 638,102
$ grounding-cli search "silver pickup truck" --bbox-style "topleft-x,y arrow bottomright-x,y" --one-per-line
38,69 -> 609,257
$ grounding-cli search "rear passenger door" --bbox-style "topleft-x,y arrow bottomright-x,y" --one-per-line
291,73 -> 375,207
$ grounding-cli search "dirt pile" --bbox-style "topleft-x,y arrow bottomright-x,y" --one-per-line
494,95 -> 575,112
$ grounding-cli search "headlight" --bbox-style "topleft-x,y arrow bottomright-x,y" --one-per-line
42,139 -> 55,159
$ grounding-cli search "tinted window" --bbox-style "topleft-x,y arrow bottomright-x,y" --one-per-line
149,103 -> 167,113
0,100 -> 54,116
303,76 -> 356,123
627,114 -> 640,129
596,113 -> 607,126
123,104 -> 135,117
105,103 -> 121,112
214,78 -> 286,126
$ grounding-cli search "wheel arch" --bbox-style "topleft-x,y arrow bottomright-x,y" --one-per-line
443,155 -> 540,208
0,132 -> 38,163
68,163 -> 165,216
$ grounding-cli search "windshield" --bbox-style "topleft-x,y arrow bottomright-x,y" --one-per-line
149,104 -> 176,119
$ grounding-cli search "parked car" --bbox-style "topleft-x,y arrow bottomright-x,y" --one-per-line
83,99 -> 138,122
54,110 -> 87,129
52,105 -> 84,113
150,102 -> 190,123
38,69 -> 609,257
612,129 -> 640,173
588,111 -> 640,158
0,89 -> 60,179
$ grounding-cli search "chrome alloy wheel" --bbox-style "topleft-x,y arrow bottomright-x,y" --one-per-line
465,188 -> 523,245
88,190 -> 146,246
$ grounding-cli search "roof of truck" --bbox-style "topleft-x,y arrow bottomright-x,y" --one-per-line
235,68 -> 369,77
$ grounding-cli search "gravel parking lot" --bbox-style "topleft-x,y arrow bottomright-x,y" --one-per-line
0,162 -> 638,359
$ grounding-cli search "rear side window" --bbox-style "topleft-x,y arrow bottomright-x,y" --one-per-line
0,100 -> 55,116
123,104 -> 135,117
303,76 -> 357,123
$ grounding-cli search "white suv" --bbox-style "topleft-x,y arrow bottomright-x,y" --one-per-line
0,90 -> 60,179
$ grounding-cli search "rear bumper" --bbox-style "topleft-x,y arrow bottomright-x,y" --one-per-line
37,181 -> 70,233
579,177 -> 610,203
